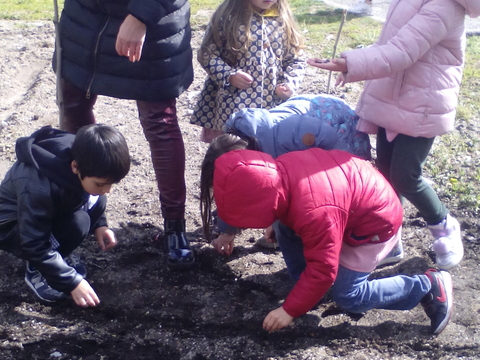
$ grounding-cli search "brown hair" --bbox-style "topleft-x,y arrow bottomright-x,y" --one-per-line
200,134 -> 248,240
199,0 -> 305,66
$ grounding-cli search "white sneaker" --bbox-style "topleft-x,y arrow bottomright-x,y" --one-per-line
428,214 -> 464,270
348,1 -> 373,16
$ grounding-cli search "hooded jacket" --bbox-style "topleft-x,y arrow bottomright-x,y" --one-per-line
226,94 -> 371,159
0,127 -> 106,293
341,0 -> 480,141
213,149 -> 403,317
56,0 -> 193,102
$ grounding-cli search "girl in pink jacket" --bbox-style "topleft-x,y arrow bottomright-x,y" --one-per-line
309,0 -> 480,270
203,148 -> 453,335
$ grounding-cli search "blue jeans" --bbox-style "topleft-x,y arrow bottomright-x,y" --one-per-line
273,221 -> 431,313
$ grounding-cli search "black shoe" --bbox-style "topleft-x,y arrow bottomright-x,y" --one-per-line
164,219 -> 195,269
421,269 -> 453,335
65,253 -> 87,277
24,262 -> 68,302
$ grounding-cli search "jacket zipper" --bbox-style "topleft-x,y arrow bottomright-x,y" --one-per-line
86,16 -> 110,99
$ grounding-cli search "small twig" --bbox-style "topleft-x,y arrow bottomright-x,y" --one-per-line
327,9 -> 347,94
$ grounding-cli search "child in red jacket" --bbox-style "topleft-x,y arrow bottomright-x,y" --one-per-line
201,147 -> 453,335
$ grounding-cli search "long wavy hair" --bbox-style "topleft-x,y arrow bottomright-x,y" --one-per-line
199,134 -> 250,241
199,0 -> 305,66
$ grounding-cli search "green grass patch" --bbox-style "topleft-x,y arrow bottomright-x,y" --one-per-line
0,0 -> 64,21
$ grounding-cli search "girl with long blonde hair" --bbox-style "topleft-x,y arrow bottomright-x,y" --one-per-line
191,0 -> 306,142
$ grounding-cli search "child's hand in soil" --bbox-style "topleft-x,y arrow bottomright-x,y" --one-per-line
212,233 -> 235,256
263,306 -> 294,332
71,279 -> 100,307
95,226 -> 117,251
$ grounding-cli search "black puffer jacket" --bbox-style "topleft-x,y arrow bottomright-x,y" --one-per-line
0,127 -> 107,293
56,0 -> 193,102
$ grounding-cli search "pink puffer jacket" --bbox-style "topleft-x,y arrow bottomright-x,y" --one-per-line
342,0 -> 480,141
214,149 -> 403,317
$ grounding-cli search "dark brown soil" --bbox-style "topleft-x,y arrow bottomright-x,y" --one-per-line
0,20 -> 479,360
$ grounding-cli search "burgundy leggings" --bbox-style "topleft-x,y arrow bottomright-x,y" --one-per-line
61,80 -> 186,220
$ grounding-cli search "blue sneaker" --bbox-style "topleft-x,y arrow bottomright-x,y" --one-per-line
421,269 -> 453,335
24,262 -> 68,302
65,253 -> 87,277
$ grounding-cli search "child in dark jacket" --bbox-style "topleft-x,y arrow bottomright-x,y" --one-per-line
202,148 -> 453,335
0,125 -> 130,306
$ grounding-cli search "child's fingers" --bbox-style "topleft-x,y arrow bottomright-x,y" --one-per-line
238,71 -> 253,83
85,291 -> 100,307
97,238 -> 106,251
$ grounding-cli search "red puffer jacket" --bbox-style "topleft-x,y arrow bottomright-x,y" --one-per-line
214,148 -> 403,317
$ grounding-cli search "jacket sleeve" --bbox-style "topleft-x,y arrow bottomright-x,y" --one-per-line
342,2 -> 458,82
127,0 -> 169,26
282,206 -> 347,318
17,178 -> 83,293
197,24 -> 236,87
278,47 -> 306,92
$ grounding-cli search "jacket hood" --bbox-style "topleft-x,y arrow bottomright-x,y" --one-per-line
226,108 -> 276,154
226,96 -> 314,156
15,126 -> 80,191
213,150 -> 287,229
455,0 -> 480,18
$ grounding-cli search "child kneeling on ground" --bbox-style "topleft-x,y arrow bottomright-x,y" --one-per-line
202,148 -> 453,335
0,125 -> 130,306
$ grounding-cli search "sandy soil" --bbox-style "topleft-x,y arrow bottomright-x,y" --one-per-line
0,20 -> 479,360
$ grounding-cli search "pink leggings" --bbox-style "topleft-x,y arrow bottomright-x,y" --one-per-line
61,80 -> 186,220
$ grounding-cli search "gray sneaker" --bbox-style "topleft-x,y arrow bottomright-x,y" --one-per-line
377,239 -> 404,268
255,235 -> 279,250
24,262 -> 68,302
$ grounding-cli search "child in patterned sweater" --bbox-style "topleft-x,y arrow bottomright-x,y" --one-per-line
191,0 -> 306,143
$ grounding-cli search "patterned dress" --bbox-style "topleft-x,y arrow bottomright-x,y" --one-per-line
191,8 -> 306,131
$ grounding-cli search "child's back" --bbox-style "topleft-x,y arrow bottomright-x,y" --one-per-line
0,128 -> 84,256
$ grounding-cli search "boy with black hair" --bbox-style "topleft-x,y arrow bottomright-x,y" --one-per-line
0,124 -> 130,306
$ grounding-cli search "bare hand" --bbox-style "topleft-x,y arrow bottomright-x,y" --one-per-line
335,72 -> 347,87
263,306 -> 294,332
229,71 -> 253,89
115,14 -> 147,62
264,225 -> 276,244
212,233 -> 235,256
95,226 -> 117,251
71,279 -> 100,307
275,84 -> 293,100
307,58 -> 347,73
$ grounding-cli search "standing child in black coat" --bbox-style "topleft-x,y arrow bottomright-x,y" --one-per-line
0,125 -> 130,306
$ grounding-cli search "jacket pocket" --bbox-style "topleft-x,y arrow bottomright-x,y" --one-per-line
392,71 -> 406,101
